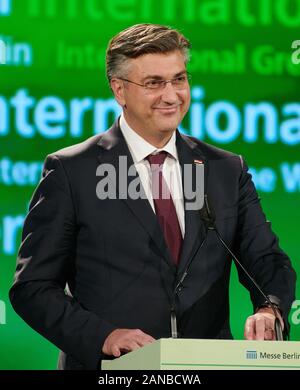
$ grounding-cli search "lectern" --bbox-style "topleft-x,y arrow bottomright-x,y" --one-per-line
102,338 -> 300,370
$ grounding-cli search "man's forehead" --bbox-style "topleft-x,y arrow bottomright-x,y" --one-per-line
129,51 -> 186,78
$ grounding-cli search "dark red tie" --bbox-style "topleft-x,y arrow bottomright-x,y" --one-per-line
147,152 -> 183,265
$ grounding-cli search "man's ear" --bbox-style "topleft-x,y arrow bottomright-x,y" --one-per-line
110,78 -> 126,107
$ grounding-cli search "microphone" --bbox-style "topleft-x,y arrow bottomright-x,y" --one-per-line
200,194 -> 284,341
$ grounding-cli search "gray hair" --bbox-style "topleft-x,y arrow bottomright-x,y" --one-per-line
106,24 -> 191,82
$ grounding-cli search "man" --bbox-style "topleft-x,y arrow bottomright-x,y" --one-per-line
10,24 -> 296,370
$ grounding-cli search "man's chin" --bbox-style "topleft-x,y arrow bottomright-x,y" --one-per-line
156,124 -> 179,133
154,117 -> 181,132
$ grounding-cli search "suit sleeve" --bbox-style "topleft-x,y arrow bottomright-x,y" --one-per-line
9,154 -> 117,369
234,156 -> 296,331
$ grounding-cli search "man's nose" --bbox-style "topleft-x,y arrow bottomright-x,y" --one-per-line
161,81 -> 178,103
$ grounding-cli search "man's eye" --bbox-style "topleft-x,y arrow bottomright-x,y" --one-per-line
145,80 -> 162,88
174,76 -> 186,83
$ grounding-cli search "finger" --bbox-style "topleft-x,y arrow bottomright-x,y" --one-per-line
264,329 -> 274,341
144,335 -> 156,343
136,339 -> 154,348
271,330 -> 276,341
121,341 -> 141,352
255,317 -> 266,340
133,330 -> 155,345
136,335 -> 156,346
111,344 -> 121,357
244,317 -> 255,340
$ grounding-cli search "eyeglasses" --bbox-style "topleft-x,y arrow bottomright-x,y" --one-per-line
118,73 -> 191,91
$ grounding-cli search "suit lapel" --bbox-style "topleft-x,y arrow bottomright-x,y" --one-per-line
97,122 -> 176,273
176,132 -> 207,276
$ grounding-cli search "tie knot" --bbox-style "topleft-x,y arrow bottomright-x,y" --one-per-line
146,151 -> 168,167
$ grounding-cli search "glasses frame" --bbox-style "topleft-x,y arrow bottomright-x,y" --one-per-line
118,72 -> 191,91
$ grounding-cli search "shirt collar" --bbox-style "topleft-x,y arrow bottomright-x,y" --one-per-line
119,113 -> 178,163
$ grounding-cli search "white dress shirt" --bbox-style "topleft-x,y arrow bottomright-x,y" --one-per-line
119,114 -> 185,237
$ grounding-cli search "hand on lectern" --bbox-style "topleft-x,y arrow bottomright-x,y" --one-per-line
244,308 -> 284,340
102,328 -> 155,357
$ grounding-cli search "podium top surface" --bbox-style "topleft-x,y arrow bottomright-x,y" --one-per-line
102,338 -> 300,370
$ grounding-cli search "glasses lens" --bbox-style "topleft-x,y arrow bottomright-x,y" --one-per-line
171,75 -> 191,90
145,74 -> 191,90
145,80 -> 164,89
172,75 -> 188,88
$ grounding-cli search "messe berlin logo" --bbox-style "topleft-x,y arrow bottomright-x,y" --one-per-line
246,350 -> 258,360
0,0 -> 11,16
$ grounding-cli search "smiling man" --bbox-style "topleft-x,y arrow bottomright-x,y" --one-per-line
110,51 -> 190,147
10,24 -> 296,370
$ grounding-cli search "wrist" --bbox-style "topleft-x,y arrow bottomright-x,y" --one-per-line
256,295 -> 282,315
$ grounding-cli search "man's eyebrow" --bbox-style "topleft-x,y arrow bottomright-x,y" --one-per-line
174,70 -> 187,77
141,70 -> 187,81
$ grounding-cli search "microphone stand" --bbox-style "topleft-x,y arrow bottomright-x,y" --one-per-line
170,236 -> 207,339
202,195 -> 284,341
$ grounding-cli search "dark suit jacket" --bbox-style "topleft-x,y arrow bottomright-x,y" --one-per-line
9,120 -> 296,369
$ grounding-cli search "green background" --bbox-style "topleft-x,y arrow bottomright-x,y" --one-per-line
0,0 -> 299,369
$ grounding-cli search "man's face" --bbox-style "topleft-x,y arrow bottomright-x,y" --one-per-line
112,50 -> 191,137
